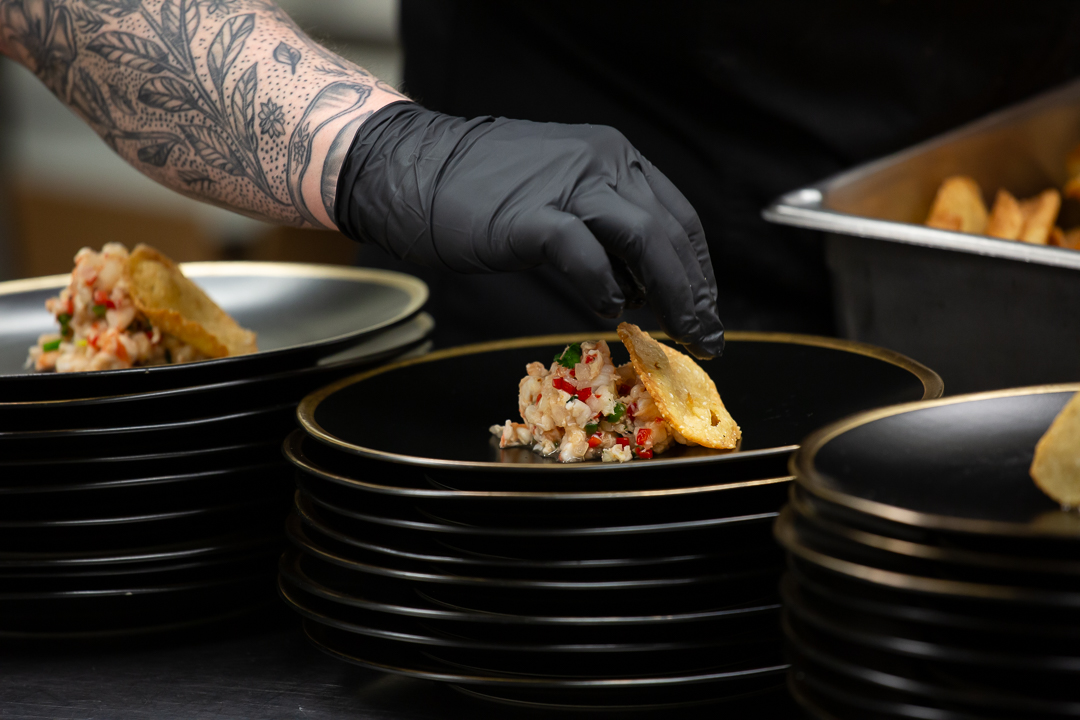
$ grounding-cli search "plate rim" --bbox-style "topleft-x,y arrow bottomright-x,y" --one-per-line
302,620 -> 790,689
0,261 -> 428,383
774,506 -> 1080,606
0,312 -> 435,409
791,383 -> 1080,539
297,331 -> 943,472
285,428 -> 794,501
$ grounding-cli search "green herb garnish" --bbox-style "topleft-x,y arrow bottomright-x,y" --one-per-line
42,338 -> 61,352
57,312 -> 72,337
553,342 -> 582,369
606,403 -> 626,424
92,304 -> 107,318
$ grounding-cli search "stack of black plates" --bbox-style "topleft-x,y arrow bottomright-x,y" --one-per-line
281,331 -> 941,711
0,263 -> 430,637
779,384 -> 1080,719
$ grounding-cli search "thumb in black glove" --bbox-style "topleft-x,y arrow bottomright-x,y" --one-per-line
334,102 -> 724,359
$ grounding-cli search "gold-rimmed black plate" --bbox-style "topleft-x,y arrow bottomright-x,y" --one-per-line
0,263 -> 427,401
298,332 -> 941,473
285,428 -> 793,501
775,507 -> 1080,608
287,513 -> 778,592
791,487 -> 1080,579
784,610 -> 1080,713
0,313 -> 434,431
278,550 -> 781,628
0,403 -> 296,461
303,620 -> 788,689
279,575 -> 765,657
0,440 -> 280,485
793,385 -> 1080,540
292,492 -> 742,572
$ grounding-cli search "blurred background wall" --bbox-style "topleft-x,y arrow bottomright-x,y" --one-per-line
0,0 -> 401,280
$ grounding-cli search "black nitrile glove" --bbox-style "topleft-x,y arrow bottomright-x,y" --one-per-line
334,102 -> 724,359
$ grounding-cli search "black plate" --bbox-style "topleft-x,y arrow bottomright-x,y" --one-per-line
0,440 -> 280,485
0,546 -> 279,584
0,263 -> 427,401
786,563 -> 1080,642
0,313 -> 434,431
783,579 -> 1080,673
0,531 -> 279,569
296,481 -> 778,539
785,613 -> 1080,712
287,513 -> 778,592
792,488 -> 1080,580
292,492 -> 769,573
448,683 -> 785,713
0,404 -> 296,461
279,576 -> 766,656
278,550 -> 781,628
775,505 -> 1080,608
298,332 -> 941,472
794,385 -> 1080,539
303,620 -> 788,688
285,428 -> 794,501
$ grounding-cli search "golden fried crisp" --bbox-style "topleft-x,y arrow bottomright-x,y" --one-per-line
1060,228 -> 1080,250
985,189 -> 1024,240
617,322 -> 740,450
126,244 -> 257,358
925,176 -> 988,234
1018,189 -> 1061,245
1030,391 -> 1080,508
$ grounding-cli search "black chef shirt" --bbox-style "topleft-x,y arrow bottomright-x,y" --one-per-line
354,0 -> 1080,349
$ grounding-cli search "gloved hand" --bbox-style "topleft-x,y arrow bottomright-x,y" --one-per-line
334,102 -> 724,359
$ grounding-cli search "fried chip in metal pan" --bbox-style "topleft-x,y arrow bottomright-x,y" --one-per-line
617,322 -> 740,450
1030,391 -> 1080,508
126,244 -> 257,358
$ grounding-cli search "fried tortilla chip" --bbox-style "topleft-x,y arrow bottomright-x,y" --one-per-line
617,322 -> 740,450
925,176 -> 988,233
1018,189 -> 1061,245
985,189 -> 1024,240
1050,227 -> 1066,247
1061,228 -> 1080,250
125,244 -> 257,358
1030,391 -> 1080,508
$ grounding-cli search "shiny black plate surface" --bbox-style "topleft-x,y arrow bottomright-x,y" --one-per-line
795,385 -> 1080,538
774,507 -> 1080,607
285,428 -> 794,500
299,332 -> 941,472
0,313 -> 434,431
279,550 -> 781,627
0,404 -> 296,461
303,620 -> 788,688
0,440 -> 279,484
0,263 -> 426,401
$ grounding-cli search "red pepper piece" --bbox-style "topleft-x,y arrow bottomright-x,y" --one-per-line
88,335 -> 99,350
569,369 -> 575,377
585,354 -> 595,364
636,428 -> 652,446
577,387 -> 592,402
587,435 -> 602,448
636,448 -> 654,459
627,403 -> 637,420
615,437 -> 630,447
552,377 -> 576,395
93,290 -> 116,309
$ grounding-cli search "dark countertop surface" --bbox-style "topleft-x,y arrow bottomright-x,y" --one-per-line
0,605 -> 806,719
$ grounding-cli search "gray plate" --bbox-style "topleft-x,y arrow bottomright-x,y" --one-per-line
1,262 -> 427,401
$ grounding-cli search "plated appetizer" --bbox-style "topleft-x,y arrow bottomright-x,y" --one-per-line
491,323 -> 740,463
28,243 -> 256,373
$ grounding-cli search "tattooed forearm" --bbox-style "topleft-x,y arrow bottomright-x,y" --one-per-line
0,0 -> 406,228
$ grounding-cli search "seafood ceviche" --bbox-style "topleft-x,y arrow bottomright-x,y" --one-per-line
27,243 -> 256,373
491,323 -> 741,463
